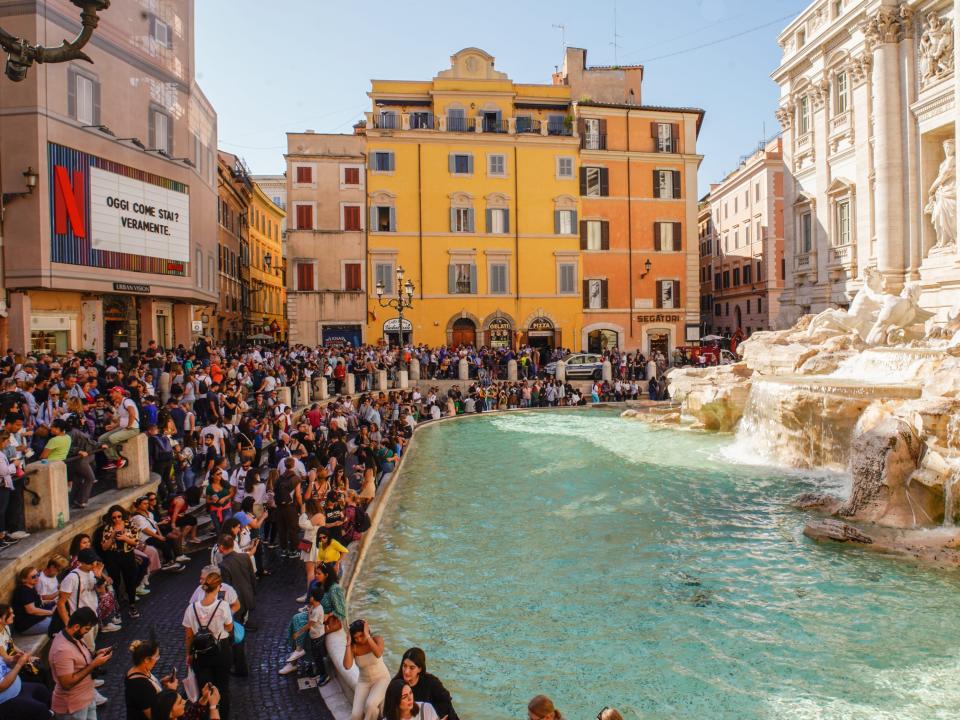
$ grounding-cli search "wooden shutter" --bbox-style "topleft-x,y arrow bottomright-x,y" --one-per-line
388,207 -> 396,231
344,206 -> 361,231
68,69 -> 77,119
652,170 -> 661,198
582,280 -> 589,309
599,119 -> 607,148
148,109 -> 156,149
601,279 -> 608,308
671,123 -> 680,152
650,121 -> 659,138
654,222 -> 662,251
579,221 -> 588,250
601,221 -> 610,250
672,222 -> 682,251
656,280 -> 663,308
448,265 -> 456,293
600,168 -> 609,196
467,208 -> 475,233
166,114 -> 174,155
554,210 -> 561,235
673,280 -> 681,308
672,171 -> 681,199
577,118 -> 585,139
579,168 -> 588,196
297,263 -> 314,291
502,209 -> 509,234
296,166 -> 311,183
345,263 -> 361,291
450,207 -> 457,232
93,79 -> 101,125
448,154 -> 456,173
469,264 -> 477,293
467,155 -> 474,174
486,208 -> 493,234
570,210 -> 577,228
296,205 -> 312,230
370,206 -> 378,231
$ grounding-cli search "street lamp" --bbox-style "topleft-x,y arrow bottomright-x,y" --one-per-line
376,265 -> 415,346
640,257 -> 653,279
2,166 -> 38,205
0,1 -> 111,82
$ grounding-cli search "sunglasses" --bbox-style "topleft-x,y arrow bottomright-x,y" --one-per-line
29,572 -> 39,579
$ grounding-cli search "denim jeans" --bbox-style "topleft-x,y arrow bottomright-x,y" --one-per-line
55,700 -> 97,720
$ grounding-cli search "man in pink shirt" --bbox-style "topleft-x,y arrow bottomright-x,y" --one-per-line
49,607 -> 113,720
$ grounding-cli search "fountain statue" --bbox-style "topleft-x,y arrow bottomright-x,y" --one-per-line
806,266 -> 885,342
864,283 -> 934,346
924,138 -> 956,254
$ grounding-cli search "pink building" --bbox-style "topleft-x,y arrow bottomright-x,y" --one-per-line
703,138 -> 785,337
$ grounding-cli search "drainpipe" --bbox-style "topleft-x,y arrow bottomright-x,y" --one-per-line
626,108 -> 634,341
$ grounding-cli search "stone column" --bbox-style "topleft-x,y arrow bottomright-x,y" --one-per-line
602,360 -> 613,381
80,298 -> 103,356
377,370 -> 388,391
158,371 -> 171,405
555,360 -> 566,381
116,434 -> 150,489
277,385 -> 292,408
507,359 -> 518,381
866,6 -> 909,292
346,373 -> 356,395
298,380 -> 310,408
8,292 -> 30,355
457,358 -> 469,381
409,358 -> 421,382
316,376 -> 329,401
399,370 -> 409,389
23,461 -> 69,531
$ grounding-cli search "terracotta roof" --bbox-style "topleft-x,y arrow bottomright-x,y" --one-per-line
576,101 -> 705,134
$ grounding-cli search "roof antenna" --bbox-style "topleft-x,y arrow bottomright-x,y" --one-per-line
610,0 -> 622,65
552,23 -> 566,56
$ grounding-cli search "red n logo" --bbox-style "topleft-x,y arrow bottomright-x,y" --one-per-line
53,165 -> 86,238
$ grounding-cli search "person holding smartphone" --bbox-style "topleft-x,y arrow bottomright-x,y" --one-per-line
124,639 -> 178,720
49,607 -> 113,720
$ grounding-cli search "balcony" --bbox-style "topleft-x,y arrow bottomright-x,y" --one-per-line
515,118 -> 542,135
373,113 -> 400,130
830,111 -> 850,134
481,117 -> 507,134
546,119 -> 572,136
827,243 -> 856,273
581,133 -> 607,150
446,116 -> 475,133
364,112 -> 577,138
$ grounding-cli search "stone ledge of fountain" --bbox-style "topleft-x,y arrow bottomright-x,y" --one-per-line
803,520 -> 960,567
665,363 -> 753,432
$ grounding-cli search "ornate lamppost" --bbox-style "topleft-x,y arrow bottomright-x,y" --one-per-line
0,0 -> 110,82
376,265 -> 415,346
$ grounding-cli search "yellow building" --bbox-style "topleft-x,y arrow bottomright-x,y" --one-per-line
365,48 -> 583,350
248,182 -> 287,340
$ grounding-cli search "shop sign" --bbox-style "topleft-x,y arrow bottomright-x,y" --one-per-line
528,317 -> 554,331
636,313 -> 682,323
383,318 -> 413,332
49,143 -> 190,277
113,282 -> 150,293
191,321 -> 203,333
488,317 -> 512,347
323,325 -> 363,347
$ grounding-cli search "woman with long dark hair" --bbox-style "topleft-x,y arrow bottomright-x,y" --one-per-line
380,677 -> 442,720
393,648 -> 458,720
124,638 -> 177,720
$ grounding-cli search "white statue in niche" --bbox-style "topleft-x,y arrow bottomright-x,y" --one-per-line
924,138 -> 957,253
919,13 -> 954,86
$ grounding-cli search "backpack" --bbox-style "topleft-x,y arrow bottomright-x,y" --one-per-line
354,504 -> 371,533
190,600 -> 223,658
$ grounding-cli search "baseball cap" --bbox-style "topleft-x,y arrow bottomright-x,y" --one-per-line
77,549 -> 99,564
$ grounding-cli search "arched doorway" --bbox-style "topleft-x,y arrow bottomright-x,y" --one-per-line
647,330 -> 670,359
451,318 -> 476,347
587,328 -> 619,354
526,316 -> 556,349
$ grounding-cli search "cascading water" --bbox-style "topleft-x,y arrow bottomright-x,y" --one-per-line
830,347 -> 944,383
727,380 -> 792,465
943,415 -> 960,527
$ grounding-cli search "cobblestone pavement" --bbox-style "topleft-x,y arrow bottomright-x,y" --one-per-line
96,548 -> 334,720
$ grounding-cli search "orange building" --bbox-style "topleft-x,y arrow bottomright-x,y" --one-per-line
557,49 -> 703,355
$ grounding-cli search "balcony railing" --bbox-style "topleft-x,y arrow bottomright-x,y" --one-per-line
409,114 -> 434,130
547,120 -> 572,136
481,118 -> 507,134
374,114 -> 400,130
446,116 -> 475,133
581,133 -> 607,150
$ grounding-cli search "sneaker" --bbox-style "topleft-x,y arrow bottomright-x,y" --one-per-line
102,461 -> 119,470
317,674 -> 331,687
295,594 -> 307,603
279,662 -> 298,676
161,562 -> 184,572
115,457 -> 129,469
9,531 -> 30,540
129,607 -> 141,619
175,555 -> 190,563
100,622 -> 122,633
136,586 -> 151,597
94,691 -> 108,706
286,648 -> 306,663
94,679 -> 105,688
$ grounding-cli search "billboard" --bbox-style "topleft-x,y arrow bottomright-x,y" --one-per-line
48,143 -> 189,276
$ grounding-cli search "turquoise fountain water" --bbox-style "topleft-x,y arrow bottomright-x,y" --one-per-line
349,409 -> 960,720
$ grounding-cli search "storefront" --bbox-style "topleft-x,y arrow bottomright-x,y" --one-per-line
322,324 -> 363,348
587,328 -> 619,354
636,312 -> 683,360
525,316 -> 559,349
487,316 -> 513,349
383,317 -> 412,346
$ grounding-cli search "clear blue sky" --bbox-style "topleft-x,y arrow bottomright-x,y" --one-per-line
195,0 -> 811,190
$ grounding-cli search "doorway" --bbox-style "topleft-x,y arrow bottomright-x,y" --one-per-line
451,318 -> 477,347
588,329 -> 618,354
648,331 -> 670,359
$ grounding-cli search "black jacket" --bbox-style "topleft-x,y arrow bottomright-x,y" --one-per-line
410,673 -> 459,720
219,550 -> 256,617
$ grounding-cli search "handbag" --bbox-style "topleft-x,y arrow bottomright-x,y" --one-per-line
232,620 -> 245,644
297,539 -> 313,554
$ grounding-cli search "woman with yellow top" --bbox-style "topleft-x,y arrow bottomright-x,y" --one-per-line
315,528 -> 349,573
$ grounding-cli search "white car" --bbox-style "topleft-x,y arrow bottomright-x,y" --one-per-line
545,353 -> 605,379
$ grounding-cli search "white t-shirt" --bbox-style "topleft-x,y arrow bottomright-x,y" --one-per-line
182,599 -> 233,641
59,569 -> 98,612
188,583 -> 239,608
416,703 -> 440,720
308,603 -> 326,639
118,398 -> 140,430
130,513 -> 161,543
262,376 -> 277,392
37,572 -> 60,599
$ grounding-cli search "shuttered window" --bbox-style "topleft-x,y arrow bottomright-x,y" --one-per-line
583,279 -> 608,309
449,154 -> 474,175
581,220 -> 609,251
448,263 -> 477,294
580,167 -> 609,196
372,152 -> 395,172
652,170 -> 682,199
655,280 -> 681,309
343,167 -> 361,185
451,207 -> 474,233
374,263 -> 394,294
295,204 -> 313,230
489,263 -> 508,294
343,205 -> 361,231
558,263 -> 577,294
555,209 -> 577,235
654,222 -> 683,251
295,166 -> 313,184
486,208 -> 509,234
296,262 -> 315,291
371,206 -> 396,232
651,122 -> 680,153
344,263 -> 362,291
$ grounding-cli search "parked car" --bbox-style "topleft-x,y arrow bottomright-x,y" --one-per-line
545,353 -> 605,379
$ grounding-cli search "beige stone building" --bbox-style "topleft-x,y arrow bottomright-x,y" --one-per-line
703,138 -> 785,337
0,0 -> 219,354
285,132 -> 366,347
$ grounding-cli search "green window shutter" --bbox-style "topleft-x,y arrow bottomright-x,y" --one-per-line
388,207 -> 396,232
469,264 -> 477,293
450,207 -> 457,232
503,209 -> 509,233
554,210 -> 561,235
486,208 -> 493,234
448,265 -> 456,293
570,210 -> 577,230
448,154 -> 455,173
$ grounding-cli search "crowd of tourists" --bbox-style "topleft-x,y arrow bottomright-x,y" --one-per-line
0,338 -> 651,720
